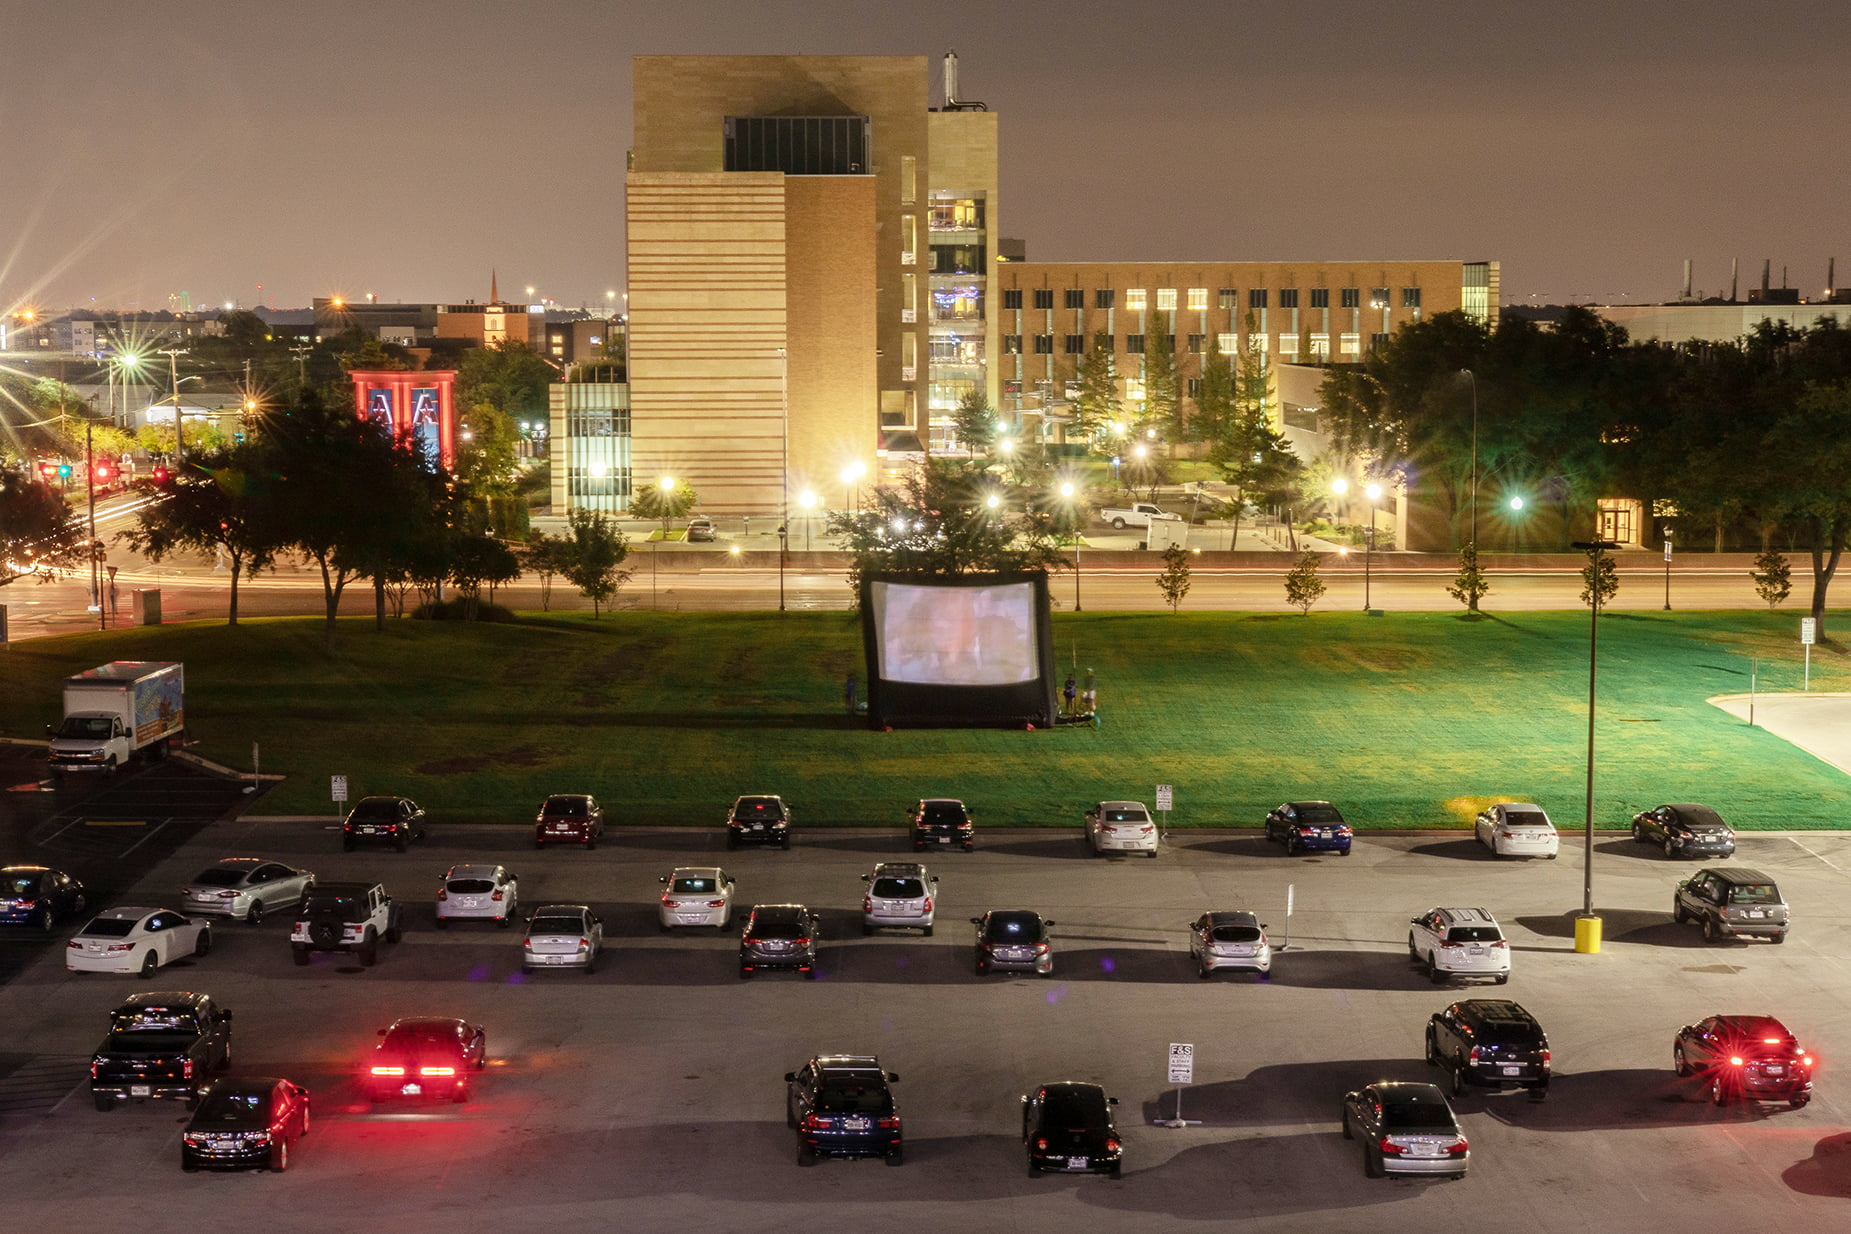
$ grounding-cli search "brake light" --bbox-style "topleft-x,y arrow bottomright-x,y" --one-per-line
1444,1137 -> 1470,1156
491,890 -> 504,902
1803,1056 -> 1814,1066
803,1114 -> 829,1131
1729,1056 -> 1745,1066
1139,826 -> 1154,835
182,1059 -> 194,1080
877,1116 -> 902,1129
1541,1048 -> 1552,1064
705,899 -> 726,908
1491,940 -> 1509,949
1035,1137 -> 1048,1150
1467,1046 -> 1482,1065
660,895 -> 673,907
793,937 -> 811,947
1105,1137 -> 1122,1152
372,1066 -> 405,1076
1764,1038 -> 1784,1044
436,889 -> 448,901
90,1059 -> 100,1079
522,939 -> 531,948
576,938 -> 590,950
1378,1138 -> 1406,1155
420,1066 -> 455,1077
1034,943 -> 1050,955
863,896 -> 873,912
67,941 -> 82,950
106,943 -> 133,953
922,896 -> 934,912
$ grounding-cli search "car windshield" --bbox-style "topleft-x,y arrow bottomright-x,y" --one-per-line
543,797 -> 588,816
872,878 -> 925,898
985,914 -> 1041,941
57,717 -> 114,739
672,877 -> 717,894
447,879 -> 495,894
348,800 -> 398,820
530,916 -> 584,934
1504,812 -> 1550,828
191,869 -> 244,886
81,918 -> 136,938
1,875 -> 42,896
1296,804 -> 1344,824
1211,924 -> 1262,943
1726,884 -> 1780,905
1102,808 -> 1148,823
733,799 -> 784,821
816,1082 -> 893,1114
1447,927 -> 1502,943
1382,1101 -> 1457,1129
920,803 -> 966,823
751,919 -> 805,939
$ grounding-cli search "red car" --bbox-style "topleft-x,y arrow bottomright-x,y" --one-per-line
367,1017 -> 486,1104
535,794 -> 605,849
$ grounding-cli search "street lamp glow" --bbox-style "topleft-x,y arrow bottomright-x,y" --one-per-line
1331,477 -> 1349,496
998,437 -> 1014,454
1133,444 -> 1148,460
1365,482 -> 1383,501
1510,495 -> 1525,511
799,490 -> 819,509
1060,481 -> 1075,498
841,461 -> 866,483
658,475 -> 675,493
985,493 -> 1001,509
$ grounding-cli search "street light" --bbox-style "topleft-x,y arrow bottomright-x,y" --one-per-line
1461,368 -> 1479,549
1059,480 -> 1082,612
1570,537 -> 1623,951
799,490 -> 818,551
1508,495 -> 1525,552
840,461 -> 865,515
1362,482 -> 1383,612
652,475 -> 675,609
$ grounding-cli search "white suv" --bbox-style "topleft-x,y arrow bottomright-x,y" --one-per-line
1408,907 -> 1510,985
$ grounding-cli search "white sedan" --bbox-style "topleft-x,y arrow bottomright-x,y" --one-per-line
1084,801 -> 1159,856
1474,803 -> 1560,859
522,905 -> 602,974
658,867 -> 736,931
66,908 -> 212,976
179,857 -> 316,924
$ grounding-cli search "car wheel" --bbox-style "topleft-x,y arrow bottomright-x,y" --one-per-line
779,838 -> 791,850
1286,838 -> 1301,857
658,920 -> 670,934
1428,960 -> 1447,985
1341,1109 -> 1354,1140
1450,1059 -> 1467,1097
359,938 -> 379,967
385,917 -> 402,944
1425,1029 -> 1439,1066
1108,1161 -> 1122,1179
1111,517 -> 1128,529
139,950 -> 158,977
1673,900 -> 1689,924
1771,932 -> 1787,945
1198,963 -> 1213,980
586,837 -> 597,850
535,840 -> 545,850
1495,973 -> 1509,985
798,1145 -> 817,1167
453,1085 -> 469,1104
963,842 -> 975,852
1339,846 -> 1352,856
1664,839 -> 1677,859
292,945 -> 310,966
862,923 -> 873,937
194,929 -> 212,958
34,907 -> 53,932
802,967 -> 817,980
738,966 -> 751,979
269,1140 -> 289,1172
1675,1046 -> 1691,1077
1407,935 -> 1420,962
434,916 -> 448,930
182,1157 -> 198,1172
1711,1076 -> 1727,1106
497,915 -> 512,930
1702,916 -> 1719,943
247,899 -> 267,926
1791,1094 -> 1811,1109
583,958 -> 596,975
1027,1158 -> 1041,1178
923,925 -> 934,937
885,1147 -> 904,1167
94,1093 -> 115,1112
1363,1143 -> 1386,1179
1530,1084 -> 1549,1102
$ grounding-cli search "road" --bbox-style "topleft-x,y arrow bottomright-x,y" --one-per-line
0,818 -> 1846,1232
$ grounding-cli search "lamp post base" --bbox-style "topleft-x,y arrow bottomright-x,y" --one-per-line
1573,913 -> 1603,954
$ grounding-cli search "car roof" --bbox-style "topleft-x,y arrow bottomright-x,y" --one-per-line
542,793 -> 593,804
1498,803 -> 1548,815
116,990 -> 208,1010
0,865 -> 54,874
734,794 -> 783,803
815,1054 -> 883,1071
918,797 -> 965,806
752,904 -> 808,919
443,863 -> 503,879
530,903 -> 593,916
306,882 -> 381,896
1695,867 -> 1776,885
871,862 -> 927,877
1203,911 -> 1261,927
669,866 -> 725,878
354,795 -> 408,805
985,909 -> 1043,925
1431,907 -> 1497,924
94,907 -> 158,921
1285,800 -> 1337,810
1664,803 -> 1725,821
1369,1081 -> 1449,1102
204,1076 -> 287,1096
204,857 -> 265,869
1451,999 -> 1537,1024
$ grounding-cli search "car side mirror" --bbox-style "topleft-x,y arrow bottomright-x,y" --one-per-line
783,1072 -> 797,1083
222,1009 -> 233,1021
1410,917 -> 1422,925
970,918 -> 983,925
886,1072 -> 900,1082
376,1028 -> 388,1037
1108,1096 -> 1119,1105
860,874 -> 871,882
1260,924 -> 1270,930
1043,920 -> 1057,927
1019,1094 -> 1029,1106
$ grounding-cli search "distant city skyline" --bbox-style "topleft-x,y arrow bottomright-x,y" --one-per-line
4,0 -> 1847,314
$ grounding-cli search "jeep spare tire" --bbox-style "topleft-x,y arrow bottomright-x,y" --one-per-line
309,920 -> 340,948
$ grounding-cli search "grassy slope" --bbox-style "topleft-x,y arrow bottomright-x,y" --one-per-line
1,609 -> 1845,829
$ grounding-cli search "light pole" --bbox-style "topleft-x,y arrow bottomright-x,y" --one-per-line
652,475 -> 674,609
799,490 -> 818,551
1060,480 -> 1081,612
159,348 -> 187,470
1362,482 -> 1382,612
841,461 -> 865,516
1508,495 -> 1525,552
86,422 -> 102,628
1461,368 -> 1479,549
1570,537 -> 1622,951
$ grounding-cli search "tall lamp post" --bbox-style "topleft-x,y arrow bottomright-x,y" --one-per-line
1461,368 -> 1479,549
840,461 -> 865,515
1570,537 -> 1622,952
1362,482 -> 1383,612
652,475 -> 675,609
799,490 -> 818,551
1508,495 -> 1525,552
86,422 -> 103,628
159,348 -> 187,470
1060,480 -> 1082,612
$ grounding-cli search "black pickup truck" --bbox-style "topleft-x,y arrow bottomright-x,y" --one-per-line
90,990 -> 232,1111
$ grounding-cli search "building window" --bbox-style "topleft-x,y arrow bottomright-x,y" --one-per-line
928,198 -> 984,230
1310,288 -> 1329,309
1156,288 -> 1177,311
1033,334 -> 1054,354
1002,334 -> 1023,354
1253,333 -> 1270,352
901,273 -> 916,321
1278,289 -> 1299,309
1370,331 -> 1390,350
1218,288 -> 1238,310
1064,333 -> 1086,354
1186,333 -> 1204,353
1126,288 -> 1148,312
931,243 -> 986,274
1341,287 -> 1360,308
1095,289 -> 1116,309
932,286 -> 984,321
1248,288 -> 1269,309
1187,288 -> 1208,312
1124,377 -> 1146,403
1033,288 -> 1054,310
1002,289 -> 1022,310
1124,334 -> 1146,354
1340,333 -> 1362,356
1309,334 -> 1330,357
899,154 -> 916,204
901,214 -> 916,264
1402,287 -> 1422,308
1064,289 -> 1084,309
1186,378 -> 1202,398
1279,333 -> 1299,356
1217,332 -> 1238,352
1370,288 -> 1391,309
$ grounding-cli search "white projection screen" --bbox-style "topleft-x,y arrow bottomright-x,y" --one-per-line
860,573 -> 1056,728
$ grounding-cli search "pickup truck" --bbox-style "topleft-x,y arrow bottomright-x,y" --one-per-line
90,990 -> 232,1111
1097,502 -> 1180,530
48,661 -> 185,778
292,881 -> 402,967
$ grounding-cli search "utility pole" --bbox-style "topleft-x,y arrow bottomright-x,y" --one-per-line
86,422 -> 102,630
160,347 -> 187,470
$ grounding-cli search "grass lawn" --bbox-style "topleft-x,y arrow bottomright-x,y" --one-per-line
1,609 -> 1846,830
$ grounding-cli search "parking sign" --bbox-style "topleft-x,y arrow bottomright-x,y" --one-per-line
1168,1042 -> 1195,1084
332,774 -> 348,803
1155,784 -> 1173,811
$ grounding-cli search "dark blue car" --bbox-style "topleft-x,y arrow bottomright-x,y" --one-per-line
785,1055 -> 902,1166
1265,801 -> 1354,856
0,866 -> 86,929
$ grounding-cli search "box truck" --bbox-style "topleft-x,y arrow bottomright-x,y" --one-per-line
47,661 -> 185,777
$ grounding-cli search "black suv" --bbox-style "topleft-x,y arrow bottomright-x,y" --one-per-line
1673,867 -> 1789,943
1023,1081 -> 1122,1178
785,1055 -> 902,1166
909,798 -> 975,851
740,904 -> 818,978
1675,1014 -> 1814,1107
726,795 -> 791,849
291,882 -> 402,967
342,796 -> 428,852
1425,999 -> 1550,1099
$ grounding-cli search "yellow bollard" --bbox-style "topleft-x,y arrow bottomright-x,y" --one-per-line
1574,914 -> 1603,954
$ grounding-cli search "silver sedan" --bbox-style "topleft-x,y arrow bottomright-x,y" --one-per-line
179,858 -> 316,924
658,868 -> 736,931
522,905 -> 602,974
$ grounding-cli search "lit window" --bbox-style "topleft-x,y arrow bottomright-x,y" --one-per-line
1156,288 -> 1177,312
900,154 -> 916,204
1279,333 -> 1299,355
1340,333 -> 1362,355
1187,288 -> 1208,312
1216,333 -> 1238,353
1126,288 -> 1148,312
1309,334 -> 1330,357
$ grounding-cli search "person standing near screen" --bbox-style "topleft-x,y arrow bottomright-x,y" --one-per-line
1082,668 -> 1097,715
1063,673 -> 1077,716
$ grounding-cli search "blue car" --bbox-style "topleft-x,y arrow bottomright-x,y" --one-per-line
785,1055 -> 902,1166
0,866 -> 87,929
1265,801 -> 1354,856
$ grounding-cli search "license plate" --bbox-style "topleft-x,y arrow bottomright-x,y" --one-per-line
1066,1157 -> 1089,1170
935,836 -> 949,843
550,825 -> 572,832
1412,1145 -> 1437,1157
402,1083 -> 422,1095
1765,1065 -> 1786,1074
130,1085 -> 151,1097
1501,1066 -> 1521,1076
844,1117 -> 870,1130
359,826 -> 378,834
1748,910 -> 1767,918
1468,947 -> 1486,956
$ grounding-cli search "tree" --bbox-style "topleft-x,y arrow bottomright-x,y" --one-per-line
520,532 -> 570,610
629,481 -> 699,536
1155,543 -> 1192,612
0,471 -> 82,585
1142,310 -> 1182,441
1071,333 -> 1122,442
1751,548 -> 1792,610
454,341 -> 556,426
1192,333 -> 1235,448
1283,552 -> 1327,614
116,443 -> 282,624
448,533 -> 521,619
1579,546 -> 1618,609
559,509 -> 631,617
456,400 -> 522,497
1446,544 -> 1491,613
951,385 -> 998,455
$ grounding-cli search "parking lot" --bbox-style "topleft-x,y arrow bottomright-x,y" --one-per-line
2,816 -> 1850,1233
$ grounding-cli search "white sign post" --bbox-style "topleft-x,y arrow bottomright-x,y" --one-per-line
1155,784 -> 1173,835
1161,1043 -> 1199,1128
332,774 -> 348,823
1283,883 -> 1296,950
1802,618 -> 1817,691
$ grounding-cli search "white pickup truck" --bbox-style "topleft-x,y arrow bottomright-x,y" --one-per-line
1097,501 -> 1180,530
47,661 -> 185,778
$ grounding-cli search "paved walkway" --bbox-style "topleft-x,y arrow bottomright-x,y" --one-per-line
1709,691 -> 1851,776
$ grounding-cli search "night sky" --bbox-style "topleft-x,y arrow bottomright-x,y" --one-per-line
5,0 -> 1847,314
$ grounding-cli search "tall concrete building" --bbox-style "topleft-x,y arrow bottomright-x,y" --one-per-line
625,53 -> 999,516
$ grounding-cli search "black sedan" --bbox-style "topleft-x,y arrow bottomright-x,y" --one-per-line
366,1017 -> 486,1104
0,866 -> 86,930
341,796 -> 428,852
181,1077 -> 310,1172
739,904 -> 818,978
1631,803 -> 1735,859
1675,1014 -> 1813,1107
1023,1081 -> 1122,1178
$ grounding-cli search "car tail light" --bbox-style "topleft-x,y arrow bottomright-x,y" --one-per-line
1492,940 -> 1509,949
491,890 -> 505,902
922,896 -> 934,912
1378,1138 -> 1406,1155
1764,1038 -> 1784,1044
878,1116 -> 902,1129
1139,826 -> 1154,835
436,889 -> 448,901
372,1065 -> 405,1076
803,1114 -> 830,1131
420,1066 -> 456,1077
705,899 -> 726,908
90,1059 -> 101,1078
1729,1056 -> 1745,1066
521,939 -> 532,948
106,943 -> 133,953
863,896 -> 873,912
67,941 -> 82,950
1105,1137 -> 1122,1153
1467,1046 -> 1482,1065
981,943 -> 996,954
794,937 -> 811,947
1034,943 -> 1050,955
1803,1056 -> 1815,1067
576,938 -> 591,951
182,1059 -> 194,1080
660,895 -> 673,907
1035,1137 -> 1048,1150
1443,1137 -> 1470,1156
182,1134 -> 204,1147
1541,1048 -> 1552,1065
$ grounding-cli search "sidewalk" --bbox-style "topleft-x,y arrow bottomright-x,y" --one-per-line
1708,692 -> 1851,777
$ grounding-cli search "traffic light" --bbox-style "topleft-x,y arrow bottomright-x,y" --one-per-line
94,464 -> 112,483
57,463 -> 72,479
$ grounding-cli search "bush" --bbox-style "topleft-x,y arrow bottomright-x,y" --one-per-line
412,599 -> 516,623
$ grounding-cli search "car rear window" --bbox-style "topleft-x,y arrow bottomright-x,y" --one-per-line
1103,809 -> 1148,823
111,1008 -> 201,1033
1211,924 -> 1262,943
752,921 -> 804,939
816,1084 -> 893,1114
191,869 -> 244,886
81,919 -> 136,938
1446,926 -> 1503,943
1043,1089 -> 1106,1123
1383,1102 -> 1457,1129
2,875 -> 43,896
196,1090 -> 267,1119
1726,884 -> 1779,905
1504,814 -> 1550,828
733,800 -> 784,821
530,916 -> 584,935
447,879 -> 495,894
872,878 -> 925,898
920,804 -> 966,823
348,800 -> 397,820
1297,804 -> 1344,823
985,914 -> 1041,940
672,877 -> 717,894
544,798 -> 588,816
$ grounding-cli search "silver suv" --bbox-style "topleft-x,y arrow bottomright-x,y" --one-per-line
861,862 -> 937,936
1408,907 -> 1510,984
1673,867 -> 1789,943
